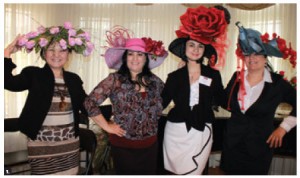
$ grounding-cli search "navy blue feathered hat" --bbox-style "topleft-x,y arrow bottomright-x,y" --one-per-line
236,21 -> 283,58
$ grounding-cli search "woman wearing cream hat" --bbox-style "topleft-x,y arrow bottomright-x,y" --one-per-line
84,26 -> 168,175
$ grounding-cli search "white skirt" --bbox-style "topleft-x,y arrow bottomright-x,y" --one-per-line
163,121 -> 212,175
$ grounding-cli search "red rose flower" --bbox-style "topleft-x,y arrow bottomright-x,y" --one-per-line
175,6 -> 227,44
279,71 -> 285,76
290,76 -> 296,84
235,43 -> 245,60
141,37 -> 153,52
142,37 -> 166,58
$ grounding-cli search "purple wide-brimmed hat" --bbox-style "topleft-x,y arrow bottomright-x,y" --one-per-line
103,26 -> 168,70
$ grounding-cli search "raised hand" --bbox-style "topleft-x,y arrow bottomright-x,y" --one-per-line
4,34 -> 22,58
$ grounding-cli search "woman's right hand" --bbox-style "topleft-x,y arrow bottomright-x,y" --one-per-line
105,122 -> 127,137
4,35 -> 22,58
91,114 -> 126,137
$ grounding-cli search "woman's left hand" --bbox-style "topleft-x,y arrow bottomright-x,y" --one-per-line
266,127 -> 286,148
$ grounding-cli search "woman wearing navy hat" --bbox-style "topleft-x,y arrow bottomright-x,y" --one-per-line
220,22 -> 297,175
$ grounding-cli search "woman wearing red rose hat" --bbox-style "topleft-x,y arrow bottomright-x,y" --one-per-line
84,26 -> 168,175
220,22 -> 297,175
161,5 -> 230,175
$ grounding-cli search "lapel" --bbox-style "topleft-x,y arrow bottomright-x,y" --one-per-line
229,71 -> 275,114
40,64 -> 55,97
180,64 -> 213,107
63,70 -> 75,108
199,64 -> 211,105
228,78 -> 242,112
245,81 -> 272,115
180,66 -> 191,108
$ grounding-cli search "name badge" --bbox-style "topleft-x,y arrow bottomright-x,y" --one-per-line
199,75 -> 212,86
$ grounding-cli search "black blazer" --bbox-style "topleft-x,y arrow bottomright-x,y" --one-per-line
162,64 -> 225,132
4,58 -> 87,140
224,71 -> 296,156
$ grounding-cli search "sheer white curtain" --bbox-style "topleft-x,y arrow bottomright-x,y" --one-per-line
4,3 -> 297,118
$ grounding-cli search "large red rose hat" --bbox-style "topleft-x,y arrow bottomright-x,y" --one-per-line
168,5 -> 230,70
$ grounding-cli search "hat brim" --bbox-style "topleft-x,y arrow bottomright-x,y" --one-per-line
263,44 -> 283,58
104,48 -> 168,70
168,38 -> 189,60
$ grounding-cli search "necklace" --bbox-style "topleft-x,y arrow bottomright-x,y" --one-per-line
55,84 -> 67,111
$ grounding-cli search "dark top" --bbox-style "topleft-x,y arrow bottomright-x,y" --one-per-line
221,71 -> 297,174
224,71 -> 296,155
4,58 -> 87,140
162,64 -> 225,132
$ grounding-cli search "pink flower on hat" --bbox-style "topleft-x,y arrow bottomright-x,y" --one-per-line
25,40 -> 35,49
18,36 -> 28,46
50,27 -> 60,34
39,38 -> 48,47
59,39 -> 67,50
68,37 -> 76,46
79,32 -> 91,41
64,21 -> 73,30
74,38 -> 83,45
37,26 -> 46,34
68,29 -> 77,37
26,31 -> 39,39
17,21 -> 94,57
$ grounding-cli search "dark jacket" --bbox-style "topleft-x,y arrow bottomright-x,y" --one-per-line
224,71 -> 296,150
221,71 -> 297,174
4,58 -> 87,140
161,64 -> 225,132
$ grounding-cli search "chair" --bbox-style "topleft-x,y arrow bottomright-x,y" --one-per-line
78,106 -> 113,175
79,112 -> 90,128
78,128 -> 98,175
4,118 -> 31,175
97,105 -> 114,174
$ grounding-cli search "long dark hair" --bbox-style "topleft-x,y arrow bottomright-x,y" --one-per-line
117,50 -> 153,90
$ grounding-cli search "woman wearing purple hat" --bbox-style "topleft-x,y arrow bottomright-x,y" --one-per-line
161,5 -> 230,175
220,22 -> 297,175
84,26 -> 168,175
